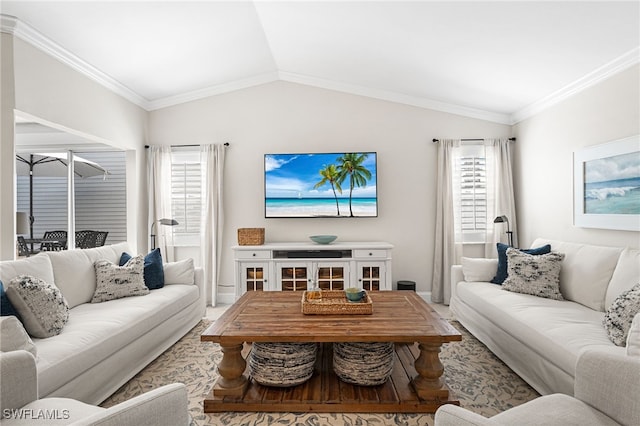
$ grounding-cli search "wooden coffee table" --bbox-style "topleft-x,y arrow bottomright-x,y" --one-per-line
201,291 -> 462,413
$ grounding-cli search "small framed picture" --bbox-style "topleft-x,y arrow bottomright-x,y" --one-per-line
573,135 -> 640,231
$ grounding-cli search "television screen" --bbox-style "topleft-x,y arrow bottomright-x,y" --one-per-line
265,152 -> 378,218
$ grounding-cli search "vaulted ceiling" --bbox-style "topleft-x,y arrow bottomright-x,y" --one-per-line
2,1 -> 639,124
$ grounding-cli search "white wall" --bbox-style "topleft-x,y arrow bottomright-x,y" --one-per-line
149,81 -> 512,298
0,36 -> 149,258
513,64 -> 640,249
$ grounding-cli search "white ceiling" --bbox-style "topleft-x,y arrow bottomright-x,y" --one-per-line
1,1 -> 639,124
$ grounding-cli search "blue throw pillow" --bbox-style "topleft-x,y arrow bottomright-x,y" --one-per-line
491,243 -> 552,284
0,279 -> 21,319
120,249 -> 164,290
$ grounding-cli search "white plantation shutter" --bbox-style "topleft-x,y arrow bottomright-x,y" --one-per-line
453,143 -> 488,243
171,149 -> 201,245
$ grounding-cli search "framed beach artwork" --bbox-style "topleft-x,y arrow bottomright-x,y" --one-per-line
573,135 -> 640,231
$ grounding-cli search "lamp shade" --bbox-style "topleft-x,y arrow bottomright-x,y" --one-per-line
16,212 -> 29,235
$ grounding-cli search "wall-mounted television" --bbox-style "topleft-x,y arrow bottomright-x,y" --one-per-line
265,152 -> 378,218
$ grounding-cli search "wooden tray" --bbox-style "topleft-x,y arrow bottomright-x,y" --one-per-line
301,290 -> 373,315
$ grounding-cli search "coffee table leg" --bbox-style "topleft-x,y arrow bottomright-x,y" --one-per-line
411,342 -> 451,400
213,343 -> 248,397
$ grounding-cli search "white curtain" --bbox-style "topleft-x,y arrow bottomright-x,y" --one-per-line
201,144 -> 226,307
431,139 -> 462,304
147,146 -> 173,260
484,138 -> 517,255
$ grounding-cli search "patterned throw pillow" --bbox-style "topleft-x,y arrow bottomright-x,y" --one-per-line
502,249 -> 565,300
92,255 -> 149,303
491,243 -> 552,284
6,275 -> 69,338
119,248 -> 164,290
603,283 -> 640,347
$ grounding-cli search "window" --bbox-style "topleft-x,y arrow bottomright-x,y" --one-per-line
452,143 -> 490,243
171,149 -> 201,245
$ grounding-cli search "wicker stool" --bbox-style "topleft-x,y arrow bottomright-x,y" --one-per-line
249,342 -> 317,387
333,342 -> 395,386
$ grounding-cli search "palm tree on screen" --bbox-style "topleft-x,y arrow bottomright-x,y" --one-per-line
336,153 -> 371,217
314,164 -> 342,216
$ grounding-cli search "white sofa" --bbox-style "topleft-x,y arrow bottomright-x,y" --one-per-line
435,350 -> 640,426
450,238 -> 639,396
1,350 -> 190,426
0,242 -> 205,405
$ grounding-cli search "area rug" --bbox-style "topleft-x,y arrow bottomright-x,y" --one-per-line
102,320 -> 539,425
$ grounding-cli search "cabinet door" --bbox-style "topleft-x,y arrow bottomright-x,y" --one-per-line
240,262 -> 269,293
277,263 -> 310,291
357,262 -> 385,291
316,263 -> 349,290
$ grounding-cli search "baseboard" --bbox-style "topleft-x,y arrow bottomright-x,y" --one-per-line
215,291 -> 434,307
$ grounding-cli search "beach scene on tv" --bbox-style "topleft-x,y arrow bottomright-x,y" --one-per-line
265,152 -> 377,218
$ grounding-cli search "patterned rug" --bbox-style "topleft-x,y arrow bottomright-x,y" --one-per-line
102,320 -> 539,425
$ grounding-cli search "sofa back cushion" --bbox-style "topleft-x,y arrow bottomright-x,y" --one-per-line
532,238 -> 622,312
0,255 -> 55,288
44,242 -> 130,309
605,248 -> 640,310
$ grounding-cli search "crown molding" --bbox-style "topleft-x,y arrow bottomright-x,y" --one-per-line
278,71 -> 512,125
146,72 -> 280,111
1,14 -> 150,109
510,47 -> 640,124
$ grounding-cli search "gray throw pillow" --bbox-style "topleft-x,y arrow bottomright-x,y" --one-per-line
603,283 -> 640,346
502,249 -> 565,300
92,255 -> 149,303
6,275 -> 69,338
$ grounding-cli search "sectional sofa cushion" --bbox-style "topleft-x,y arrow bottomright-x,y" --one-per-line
6,275 -> 69,338
605,248 -> 640,310
0,315 -> 37,356
491,243 -> 551,284
461,257 -> 498,282
163,258 -> 195,285
92,256 -> 149,303
531,239 -> 623,312
44,242 -> 130,309
120,249 -> 164,290
502,250 -> 565,300
0,255 -> 56,290
603,283 -> 640,346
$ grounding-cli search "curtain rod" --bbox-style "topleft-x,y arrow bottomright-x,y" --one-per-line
145,142 -> 230,148
432,137 -> 516,143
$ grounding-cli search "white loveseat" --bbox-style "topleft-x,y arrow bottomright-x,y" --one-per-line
449,238 -> 639,396
0,242 -> 205,405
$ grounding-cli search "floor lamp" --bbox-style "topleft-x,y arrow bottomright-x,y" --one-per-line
494,215 -> 514,247
150,218 -> 179,250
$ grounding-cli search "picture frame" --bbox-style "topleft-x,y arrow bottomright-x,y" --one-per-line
573,135 -> 640,231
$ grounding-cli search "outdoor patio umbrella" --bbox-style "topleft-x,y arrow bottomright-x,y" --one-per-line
16,153 -> 108,241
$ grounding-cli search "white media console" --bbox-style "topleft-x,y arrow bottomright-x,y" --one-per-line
232,241 -> 393,299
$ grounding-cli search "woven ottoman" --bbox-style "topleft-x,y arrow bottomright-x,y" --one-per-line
333,342 -> 395,386
249,342 -> 317,387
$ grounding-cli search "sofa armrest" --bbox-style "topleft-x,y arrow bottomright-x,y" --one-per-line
72,383 -> 189,426
435,404 -> 496,426
0,350 -> 38,415
575,350 -> 640,426
450,265 -> 465,302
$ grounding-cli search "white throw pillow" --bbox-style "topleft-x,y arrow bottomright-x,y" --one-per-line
6,275 -> 69,338
163,258 -> 195,285
502,249 -> 565,300
91,255 -> 149,303
627,313 -> 640,356
461,257 -> 498,282
603,283 -> 640,347
0,316 -> 37,356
